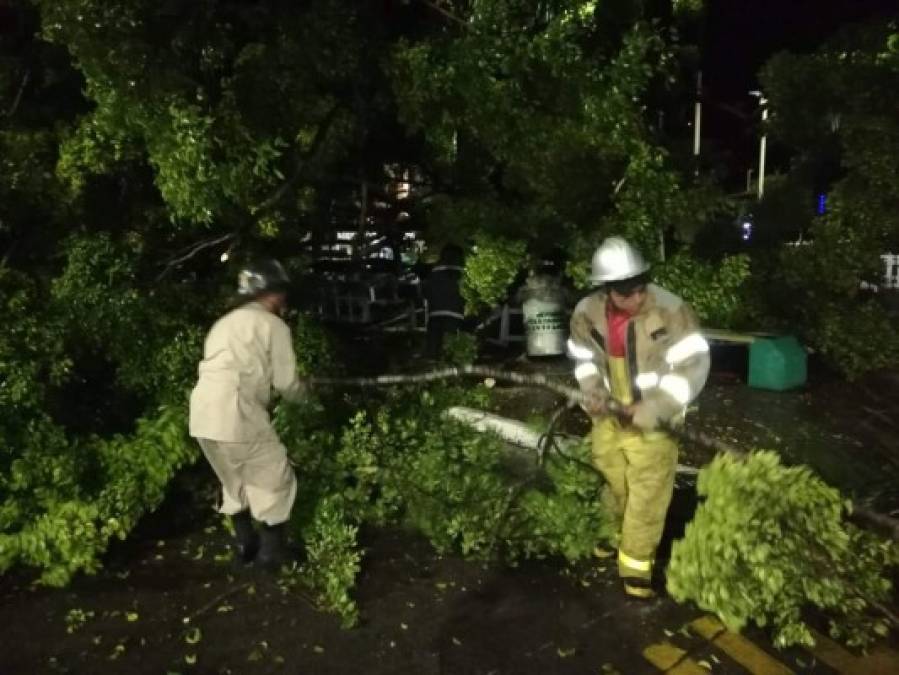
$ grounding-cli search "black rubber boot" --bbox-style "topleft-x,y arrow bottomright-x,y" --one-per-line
230,510 -> 259,565
256,522 -> 290,572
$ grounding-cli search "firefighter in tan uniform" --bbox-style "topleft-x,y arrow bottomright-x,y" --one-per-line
189,259 -> 308,570
568,238 -> 710,598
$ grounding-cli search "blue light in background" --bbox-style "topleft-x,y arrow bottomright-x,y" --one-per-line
817,193 -> 827,215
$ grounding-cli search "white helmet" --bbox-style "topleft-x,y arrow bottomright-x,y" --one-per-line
590,237 -> 649,285
236,258 -> 290,297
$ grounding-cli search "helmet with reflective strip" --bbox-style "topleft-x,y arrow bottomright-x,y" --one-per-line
236,259 -> 291,297
590,237 -> 649,285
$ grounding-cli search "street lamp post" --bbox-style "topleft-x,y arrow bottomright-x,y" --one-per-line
749,90 -> 768,200
693,71 -> 702,176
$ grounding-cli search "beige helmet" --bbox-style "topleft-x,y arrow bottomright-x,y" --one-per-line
590,237 -> 649,285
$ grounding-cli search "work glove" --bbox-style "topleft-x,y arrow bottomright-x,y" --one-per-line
580,391 -> 608,418
630,402 -> 662,431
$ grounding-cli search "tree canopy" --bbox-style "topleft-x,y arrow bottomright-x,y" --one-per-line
2,2 -> 723,275
2,0 -> 898,594
757,20 -> 899,376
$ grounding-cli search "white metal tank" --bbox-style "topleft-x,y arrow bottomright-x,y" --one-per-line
519,274 -> 568,356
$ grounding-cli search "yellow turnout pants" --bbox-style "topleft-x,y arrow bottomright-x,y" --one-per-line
592,417 -> 677,588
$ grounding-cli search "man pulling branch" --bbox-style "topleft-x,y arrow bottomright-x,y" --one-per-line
569,237 -> 710,599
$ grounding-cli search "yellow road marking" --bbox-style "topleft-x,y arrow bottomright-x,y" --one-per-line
690,616 -> 794,675
809,629 -> 899,675
642,642 -> 709,674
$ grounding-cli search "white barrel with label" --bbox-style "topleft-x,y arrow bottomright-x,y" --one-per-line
520,275 -> 567,356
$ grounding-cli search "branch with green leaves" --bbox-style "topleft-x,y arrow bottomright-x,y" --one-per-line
311,366 -> 742,455
310,366 -> 899,542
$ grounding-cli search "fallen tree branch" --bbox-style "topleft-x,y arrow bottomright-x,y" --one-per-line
4,69 -> 30,118
252,104 -> 342,216
313,365 -> 578,404
310,366 -> 899,540
155,232 -> 236,281
849,507 -> 899,542
417,0 -> 468,27
869,597 -> 899,632
446,405 -> 699,479
311,366 -> 744,456
184,582 -> 251,623
860,405 -> 899,430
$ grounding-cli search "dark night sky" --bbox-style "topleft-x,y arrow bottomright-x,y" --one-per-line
704,0 -> 898,97
700,0 -> 899,176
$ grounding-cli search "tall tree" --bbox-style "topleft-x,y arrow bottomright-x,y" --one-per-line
390,0 -> 727,302
758,19 -> 899,376
29,0 -> 420,258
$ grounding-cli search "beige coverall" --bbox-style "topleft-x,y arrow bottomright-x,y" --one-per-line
569,285 -> 710,595
189,302 -> 306,525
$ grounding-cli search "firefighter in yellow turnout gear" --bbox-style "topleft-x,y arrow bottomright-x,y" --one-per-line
569,238 -> 710,598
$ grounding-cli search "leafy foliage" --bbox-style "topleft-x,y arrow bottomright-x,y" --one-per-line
0,229 -> 205,584
757,21 -> 899,376
0,268 -> 71,419
0,407 -> 196,586
667,451 -> 896,649
272,384 -> 615,627
391,1 -> 721,280
292,311 -> 339,376
654,253 -> 754,328
0,268 -> 76,544
461,234 -> 528,314
749,174 -> 815,246
49,232 -> 207,406
798,299 -> 899,380
3,2 -> 896,650
296,495 -> 363,629
441,331 -> 479,366
34,0 -> 370,233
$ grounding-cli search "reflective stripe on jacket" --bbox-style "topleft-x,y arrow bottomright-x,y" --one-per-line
568,284 -> 710,428
425,265 -> 465,319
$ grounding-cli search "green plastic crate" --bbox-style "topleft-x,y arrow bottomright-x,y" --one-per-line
748,336 -> 807,391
